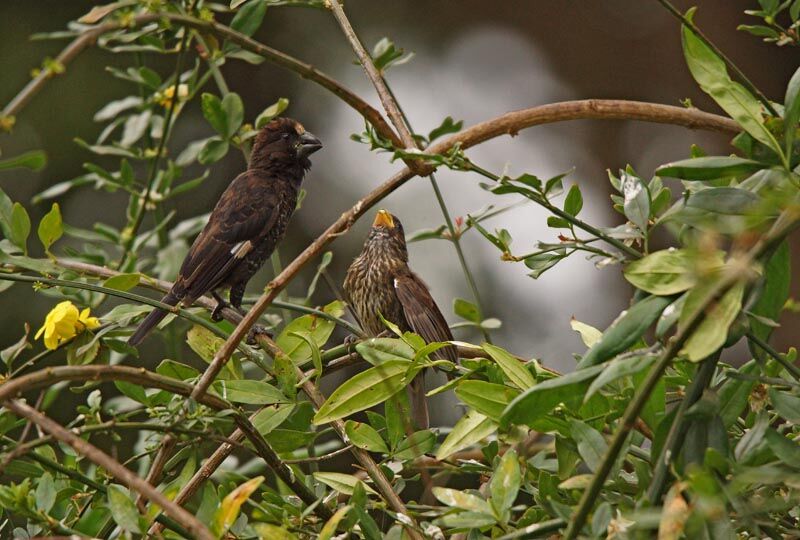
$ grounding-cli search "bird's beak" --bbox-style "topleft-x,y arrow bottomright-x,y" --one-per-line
297,131 -> 323,158
373,209 -> 394,229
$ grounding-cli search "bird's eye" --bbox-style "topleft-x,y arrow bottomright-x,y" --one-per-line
281,133 -> 290,140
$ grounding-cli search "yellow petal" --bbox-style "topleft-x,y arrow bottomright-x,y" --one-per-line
79,308 -> 101,330
35,324 -> 46,340
43,334 -> 59,350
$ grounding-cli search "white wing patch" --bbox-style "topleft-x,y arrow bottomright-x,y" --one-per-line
231,240 -> 254,259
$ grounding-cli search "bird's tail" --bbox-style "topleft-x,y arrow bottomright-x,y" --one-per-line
408,372 -> 429,430
128,292 -> 180,347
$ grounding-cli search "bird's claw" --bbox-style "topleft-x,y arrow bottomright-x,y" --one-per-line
210,303 -> 226,322
343,334 -> 360,348
246,324 -> 272,346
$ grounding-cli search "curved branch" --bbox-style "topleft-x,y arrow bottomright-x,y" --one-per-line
0,364 -> 333,522
3,399 -> 215,540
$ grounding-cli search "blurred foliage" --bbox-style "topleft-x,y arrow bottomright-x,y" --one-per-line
0,0 -> 800,539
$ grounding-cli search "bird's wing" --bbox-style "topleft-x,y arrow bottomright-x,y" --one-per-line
393,270 -> 457,362
177,172 -> 281,301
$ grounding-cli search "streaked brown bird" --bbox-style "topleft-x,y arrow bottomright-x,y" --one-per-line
343,210 -> 457,429
129,117 -> 322,346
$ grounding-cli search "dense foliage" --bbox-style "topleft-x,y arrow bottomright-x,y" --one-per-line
0,1 -> 799,539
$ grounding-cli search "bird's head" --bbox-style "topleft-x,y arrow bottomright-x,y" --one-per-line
366,209 -> 408,261
250,117 -> 322,171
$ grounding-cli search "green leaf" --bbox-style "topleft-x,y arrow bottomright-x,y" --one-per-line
501,363 -> 605,427
749,241 -> 790,344
735,410 -> 768,461
621,169 -> 649,231
482,343 -> 535,390
252,404 -> 294,436
0,150 -> 47,171
221,93 -> 244,138
201,93 -> 228,136
784,65 -> 800,155
313,472 -> 377,496
102,273 -> 141,292
252,524 -> 298,540
687,187 -> 760,215
524,250 -> 565,279
345,420 -> 389,453
230,0 -> 267,37
563,184 -> 583,216
355,337 -> 415,365
114,381 -> 149,405
312,360 -> 411,424
679,281 -> 745,362
623,249 -> 723,295
371,37 -> 414,72
578,295 -> 672,368
718,360 -> 758,427
438,511 -> 497,529
212,379 -> 288,405
198,137 -> 229,164
432,487 -> 493,514
277,300 -> 343,364
569,419 -> 608,473
570,318 -> 602,348
769,388 -> 800,423
428,116 -> 463,142
682,11 -> 784,158
453,298 -> 480,323
765,429 -> 800,468
490,449 -> 520,520
455,380 -> 519,421
255,97 -> 289,129
394,429 -> 435,459
585,353 -> 656,401
37,203 -> 62,253
106,484 -> 142,534
436,409 -> 497,460
156,359 -> 199,381
655,156 -> 765,180
9,202 -> 30,254
35,472 -> 55,513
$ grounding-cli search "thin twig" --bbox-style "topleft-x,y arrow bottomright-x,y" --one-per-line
747,331 -> 800,381
284,443 -> 354,464
3,399 -> 215,540
326,0 -> 415,151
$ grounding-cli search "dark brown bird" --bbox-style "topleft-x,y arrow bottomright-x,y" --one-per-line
129,117 -> 322,346
343,210 -> 457,429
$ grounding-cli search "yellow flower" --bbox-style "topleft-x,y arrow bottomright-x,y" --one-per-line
155,84 -> 189,108
35,301 -> 100,350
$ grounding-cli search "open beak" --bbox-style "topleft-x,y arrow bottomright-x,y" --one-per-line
372,209 -> 394,229
297,131 -> 323,158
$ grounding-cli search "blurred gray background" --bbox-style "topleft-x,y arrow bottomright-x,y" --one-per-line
1,1 -> 797,425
